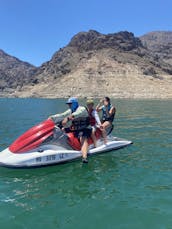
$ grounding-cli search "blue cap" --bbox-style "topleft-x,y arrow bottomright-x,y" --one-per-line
66,97 -> 79,112
66,97 -> 78,104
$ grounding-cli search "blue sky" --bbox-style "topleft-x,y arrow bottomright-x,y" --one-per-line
0,0 -> 171,66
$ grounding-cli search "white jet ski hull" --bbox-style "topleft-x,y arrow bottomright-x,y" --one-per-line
0,137 -> 132,168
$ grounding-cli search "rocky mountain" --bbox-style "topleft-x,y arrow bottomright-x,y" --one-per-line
0,49 -> 36,95
34,30 -> 172,83
140,31 -> 172,66
1,30 -> 172,98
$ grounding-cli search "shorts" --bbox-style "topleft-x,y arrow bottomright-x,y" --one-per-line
102,116 -> 114,123
74,128 -> 92,139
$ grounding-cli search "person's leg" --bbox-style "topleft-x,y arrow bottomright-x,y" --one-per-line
91,128 -> 97,147
101,127 -> 107,144
80,128 -> 92,163
81,137 -> 88,162
101,121 -> 111,144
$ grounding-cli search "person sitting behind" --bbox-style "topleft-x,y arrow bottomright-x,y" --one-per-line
49,97 -> 91,163
96,97 -> 116,143
86,99 -> 102,148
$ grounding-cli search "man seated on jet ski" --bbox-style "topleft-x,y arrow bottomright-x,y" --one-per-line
49,97 -> 92,163
96,97 -> 116,143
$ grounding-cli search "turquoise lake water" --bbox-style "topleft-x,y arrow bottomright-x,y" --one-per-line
0,98 -> 172,229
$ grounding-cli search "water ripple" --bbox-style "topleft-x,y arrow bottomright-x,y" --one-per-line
1,99 -> 172,228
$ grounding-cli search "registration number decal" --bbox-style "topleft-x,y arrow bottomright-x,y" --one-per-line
46,155 -> 56,161
36,157 -> 42,162
35,153 -> 69,163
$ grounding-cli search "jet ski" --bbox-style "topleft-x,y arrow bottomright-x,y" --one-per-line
0,119 -> 132,168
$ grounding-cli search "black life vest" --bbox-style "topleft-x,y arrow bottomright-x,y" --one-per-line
71,117 -> 90,131
102,104 -> 115,122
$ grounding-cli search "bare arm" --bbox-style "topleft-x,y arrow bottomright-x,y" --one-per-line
96,99 -> 104,112
109,106 -> 116,115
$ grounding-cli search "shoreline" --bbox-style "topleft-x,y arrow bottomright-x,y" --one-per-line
2,72 -> 172,100
1,95 -> 172,100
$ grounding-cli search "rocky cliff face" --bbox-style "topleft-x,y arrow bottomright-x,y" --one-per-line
1,30 -> 172,98
68,30 -> 142,51
34,30 -> 172,83
140,31 -> 172,66
0,50 -> 36,94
